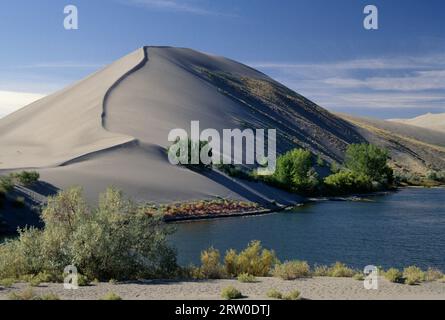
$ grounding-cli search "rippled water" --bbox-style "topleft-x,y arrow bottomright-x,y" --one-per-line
170,188 -> 445,270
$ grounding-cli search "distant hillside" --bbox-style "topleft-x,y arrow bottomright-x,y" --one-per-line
390,113 -> 445,133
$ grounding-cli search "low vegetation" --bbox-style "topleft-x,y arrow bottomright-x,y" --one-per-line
384,268 -> 403,283
146,199 -> 261,219
101,292 -> 122,300
7,287 -> 60,300
266,289 -> 300,300
0,187 -> 178,282
272,261 -> 311,280
221,286 -> 243,300
403,266 -> 425,285
237,273 -> 257,283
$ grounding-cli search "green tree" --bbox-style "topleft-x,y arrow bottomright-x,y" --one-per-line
273,149 -> 316,191
345,143 -> 393,184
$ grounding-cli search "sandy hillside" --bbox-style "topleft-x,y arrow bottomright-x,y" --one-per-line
1,277 -> 444,300
390,113 -> 445,133
0,47 -> 445,203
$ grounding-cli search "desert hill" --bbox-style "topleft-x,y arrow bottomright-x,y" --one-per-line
0,47 -> 444,204
390,113 -> 445,133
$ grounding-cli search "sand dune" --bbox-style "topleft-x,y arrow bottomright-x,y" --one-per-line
1,46 -> 445,203
390,113 -> 445,133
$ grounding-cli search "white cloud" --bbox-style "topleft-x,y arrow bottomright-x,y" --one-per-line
249,54 -> 445,113
122,0 -> 221,15
0,90 -> 46,118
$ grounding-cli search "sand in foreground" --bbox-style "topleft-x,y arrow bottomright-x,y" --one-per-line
1,277 -> 444,300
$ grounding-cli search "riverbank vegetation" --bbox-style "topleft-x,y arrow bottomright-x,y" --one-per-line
1,188 -> 443,289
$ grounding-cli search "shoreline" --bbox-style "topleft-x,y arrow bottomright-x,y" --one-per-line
1,277 -> 444,300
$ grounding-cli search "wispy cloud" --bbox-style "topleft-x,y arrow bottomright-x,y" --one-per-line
249,54 -> 445,117
121,0 -> 226,16
0,90 -> 46,118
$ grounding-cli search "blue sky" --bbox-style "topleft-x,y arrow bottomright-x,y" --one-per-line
0,0 -> 444,118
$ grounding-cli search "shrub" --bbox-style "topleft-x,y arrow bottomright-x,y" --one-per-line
384,268 -> 403,283
41,293 -> 60,300
424,268 -> 443,282
272,261 -> 311,280
283,290 -> 301,300
223,241 -> 277,277
312,265 -> 329,277
403,266 -> 425,285
328,262 -> 355,278
266,289 -> 283,299
168,138 -> 212,169
200,247 -> 225,279
101,292 -> 122,300
353,273 -> 365,281
221,286 -> 243,300
324,171 -> 372,195
0,175 -> 14,193
237,273 -> 257,283
0,187 -> 178,281
0,278 -> 15,288
8,287 -> 38,300
12,196 -> 26,208
13,171 -> 40,187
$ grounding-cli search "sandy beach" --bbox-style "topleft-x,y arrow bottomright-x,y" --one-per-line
1,277 -> 444,300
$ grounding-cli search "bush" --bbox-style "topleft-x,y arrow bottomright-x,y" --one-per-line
327,262 -> 355,278
312,265 -> 329,277
266,289 -> 300,300
0,278 -> 15,288
223,241 -> 277,277
200,247 -> 225,279
221,286 -> 243,300
237,273 -> 257,283
101,292 -> 122,300
324,171 -> 372,195
283,290 -> 301,300
353,273 -> 365,281
266,289 -> 283,299
424,268 -> 443,282
8,287 -> 38,300
403,266 -> 425,285
0,175 -> 14,193
272,261 -> 311,280
168,138 -> 212,169
384,268 -> 403,283
13,171 -> 40,187
0,187 -> 178,281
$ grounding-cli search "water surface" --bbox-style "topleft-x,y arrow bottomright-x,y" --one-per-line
170,188 -> 445,270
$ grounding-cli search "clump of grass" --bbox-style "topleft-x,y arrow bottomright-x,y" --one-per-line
272,261 -> 311,280
108,279 -> 118,285
327,262 -> 355,278
424,268 -> 443,282
266,289 -> 283,299
41,293 -> 60,300
237,273 -> 257,283
266,289 -> 300,300
101,292 -> 122,300
353,273 -> 365,281
312,265 -> 330,277
8,287 -> 38,300
0,278 -> 15,288
384,268 -> 403,283
221,286 -> 243,300
283,290 -> 301,300
403,266 -> 425,285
